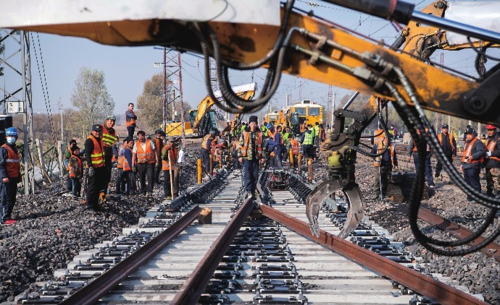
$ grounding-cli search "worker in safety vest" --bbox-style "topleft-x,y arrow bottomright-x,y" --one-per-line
372,123 -> 385,146
115,139 -> 126,194
121,138 -> 135,195
201,129 -> 218,176
101,115 -> 118,194
162,137 -> 180,200
371,136 -> 398,199
460,127 -> 486,200
238,115 -> 262,199
153,129 -> 165,184
84,124 -> 108,211
267,125 -> 284,167
483,125 -> 500,196
68,145 -> 83,198
301,124 -> 315,160
435,124 -> 457,179
0,127 -> 21,225
288,134 -> 299,169
408,128 -> 435,189
125,103 -> 138,139
64,139 -> 78,194
133,130 -> 157,196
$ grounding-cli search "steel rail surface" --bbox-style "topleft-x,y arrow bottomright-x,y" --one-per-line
171,198 -> 255,305
418,207 -> 500,262
60,206 -> 202,305
260,204 -> 488,305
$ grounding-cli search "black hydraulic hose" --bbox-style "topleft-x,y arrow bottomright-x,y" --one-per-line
389,83 -> 500,255
319,0 -> 414,24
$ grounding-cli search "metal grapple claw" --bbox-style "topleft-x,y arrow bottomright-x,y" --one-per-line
305,180 -> 342,237
306,180 -> 365,239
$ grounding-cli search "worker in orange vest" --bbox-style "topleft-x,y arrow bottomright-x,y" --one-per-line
238,115 -> 263,199
162,137 -> 179,199
460,128 -> 486,200
371,136 -> 398,199
201,129 -> 218,176
68,145 -> 83,198
133,130 -> 157,196
288,134 -> 299,169
153,129 -> 165,184
0,127 -> 21,225
84,124 -> 108,211
484,125 -> 500,196
125,103 -> 138,139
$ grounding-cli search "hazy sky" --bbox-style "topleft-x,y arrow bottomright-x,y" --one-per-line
2,0 -> 497,120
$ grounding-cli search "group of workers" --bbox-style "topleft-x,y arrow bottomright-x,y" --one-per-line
200,116 -> 327,199
371,122 -> 500,201
60,104 -> 181,213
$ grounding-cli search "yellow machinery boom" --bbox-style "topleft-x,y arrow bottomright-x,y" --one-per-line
5,0 -> 500,256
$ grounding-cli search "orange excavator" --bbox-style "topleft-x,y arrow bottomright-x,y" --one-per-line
4,0 -> 500,256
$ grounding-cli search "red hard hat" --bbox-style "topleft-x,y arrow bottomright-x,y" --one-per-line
486,124 -> 497,130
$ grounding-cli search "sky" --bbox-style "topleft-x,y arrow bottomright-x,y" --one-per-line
2,0 -> 499,121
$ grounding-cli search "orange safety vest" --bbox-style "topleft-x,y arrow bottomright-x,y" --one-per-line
2,144 -> 20,178
122,148 -> 132,171
241,131 -> 262,158
101,124 -> 118,147
486,138 -> 500,162
88,136 -> 106,168
68,155 -> 83,178
462,137 -> 484,164
374,144 -> 395,167
125,110 -> 136,127
162,145 -> 178,171
117,146 -> 124,169
201,135 -> 212,150
290,139 -> 299,155
300,124 -> 306,134
373,129 -> 385,147
136,140 -> 155,164
437,133 -> 455,151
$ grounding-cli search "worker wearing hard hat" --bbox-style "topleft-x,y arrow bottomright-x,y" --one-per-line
101,115 -> 118,194
0,127 -> 21,225
460,128 -> 486,200
484,125 -> 500,196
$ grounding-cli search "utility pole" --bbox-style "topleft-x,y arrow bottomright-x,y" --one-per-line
178,52 -> 186,147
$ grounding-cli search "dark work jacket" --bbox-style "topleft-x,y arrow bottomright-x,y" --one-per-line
438,133 -> 456,156
462,137 -> 486,170
484,133 -> 500,168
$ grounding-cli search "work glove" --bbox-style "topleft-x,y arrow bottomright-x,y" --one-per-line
486,151 -> 492,158
88,167 -> 95,177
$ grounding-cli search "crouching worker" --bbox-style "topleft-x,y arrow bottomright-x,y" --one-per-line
0,127 -> 21,225
371,136 -> 397,200
68,146 -> 83,197
162,137 -> 179,200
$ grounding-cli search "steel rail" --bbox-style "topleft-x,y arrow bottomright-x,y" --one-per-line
260,204 -> 488,305
418,207 -> 500,262
60,206 -> 202,305
171,198 -> 255,305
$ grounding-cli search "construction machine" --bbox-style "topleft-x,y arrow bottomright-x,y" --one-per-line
164,83 -> 256,138
5,0 -> 500,257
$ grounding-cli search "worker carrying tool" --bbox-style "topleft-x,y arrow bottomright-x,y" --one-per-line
84,124 -> 108,212
162,137 -> 179,200
0,127 -> 21,225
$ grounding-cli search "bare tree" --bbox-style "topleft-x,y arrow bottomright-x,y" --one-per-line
137,73 -> 170,133
70,67 -> 114,138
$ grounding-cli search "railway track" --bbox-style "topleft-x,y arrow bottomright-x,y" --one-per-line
11,168 -> 489,305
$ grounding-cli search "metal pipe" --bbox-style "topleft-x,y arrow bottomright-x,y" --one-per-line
197,158 -> 202,184
342,91 -> 359,110
412,10 -> 500,45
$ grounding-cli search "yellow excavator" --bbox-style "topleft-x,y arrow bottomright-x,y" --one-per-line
164,83 -> 256,137
4,0 -> 500,256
